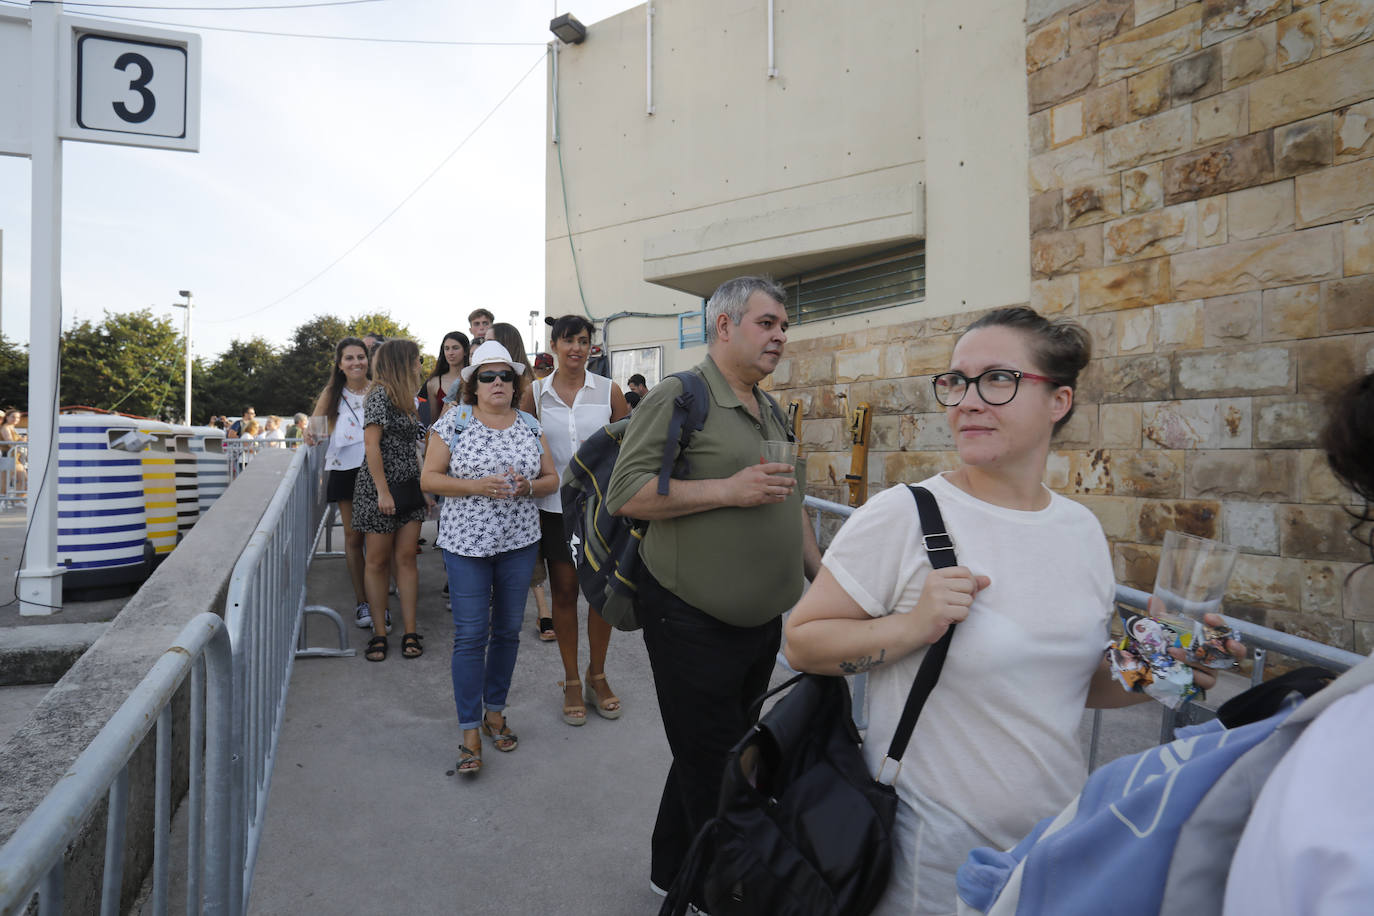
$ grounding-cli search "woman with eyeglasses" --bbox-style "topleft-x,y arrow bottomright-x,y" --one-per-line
352,338 -> 430,664
422,340 -> 558,777
519,315 -> 631,725
783,307 -> 1241,916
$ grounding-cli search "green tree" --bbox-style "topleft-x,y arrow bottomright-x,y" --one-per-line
198,337 -> 283,422
346,312 -> 412,343
264,315 -> 351,416
60,310 -> 184,419
0,335 -> 29,410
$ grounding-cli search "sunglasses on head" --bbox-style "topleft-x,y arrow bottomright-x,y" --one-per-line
477,369 -> 516,384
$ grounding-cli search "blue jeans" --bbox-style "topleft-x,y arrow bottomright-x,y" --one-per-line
444,543 -> 538,730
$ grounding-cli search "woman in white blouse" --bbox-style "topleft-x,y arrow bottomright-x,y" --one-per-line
520,315 -> 630,726
308,337 -> 374,628
423,341 -> 559,776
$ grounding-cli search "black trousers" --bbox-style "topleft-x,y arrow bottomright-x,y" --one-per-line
637,568 -> 781,898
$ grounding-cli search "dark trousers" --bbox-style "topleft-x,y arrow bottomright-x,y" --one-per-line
637,568 -> 781,897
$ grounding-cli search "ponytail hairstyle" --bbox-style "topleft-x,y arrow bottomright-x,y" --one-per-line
962,306 -> 1092,435
320,337 -> 369,431
371,339 -> 421,419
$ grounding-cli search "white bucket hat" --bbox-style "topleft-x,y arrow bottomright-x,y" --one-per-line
461,340 -> 526,382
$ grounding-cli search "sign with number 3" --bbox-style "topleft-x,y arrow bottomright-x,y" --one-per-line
62,18 -> 201,152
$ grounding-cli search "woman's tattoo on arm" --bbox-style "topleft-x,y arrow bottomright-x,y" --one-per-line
837,649 -> 886,674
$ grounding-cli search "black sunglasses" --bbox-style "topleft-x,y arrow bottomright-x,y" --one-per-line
476,369 -> 516,384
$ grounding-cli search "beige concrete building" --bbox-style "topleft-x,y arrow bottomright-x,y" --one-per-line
545,0 -> 1374,652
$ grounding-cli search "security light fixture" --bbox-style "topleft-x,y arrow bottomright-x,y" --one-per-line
550,12 -> 586,45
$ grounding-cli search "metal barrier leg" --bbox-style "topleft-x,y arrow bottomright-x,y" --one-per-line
314,503 -> 344,558
295,605 -> 357,658
101,769 -> 129,915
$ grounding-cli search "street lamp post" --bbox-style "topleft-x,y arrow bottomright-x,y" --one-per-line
528,309 -> 541,357
170,290 -> 192,422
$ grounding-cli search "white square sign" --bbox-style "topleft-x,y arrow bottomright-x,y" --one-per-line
76,34 -> 187,137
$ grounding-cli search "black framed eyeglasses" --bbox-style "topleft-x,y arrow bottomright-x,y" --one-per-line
476,370 -> 516,384
930,368 -> 1057,407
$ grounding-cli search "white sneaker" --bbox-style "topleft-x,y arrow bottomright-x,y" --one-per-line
355,603 -> 372,628
650,881 -> 668,898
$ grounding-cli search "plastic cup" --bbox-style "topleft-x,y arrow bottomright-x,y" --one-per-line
1151,530 -> 1239,666
760,440 -> 798,467
307,416 -> 328,440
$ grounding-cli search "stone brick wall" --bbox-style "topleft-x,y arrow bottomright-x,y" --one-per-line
768,0 -> 1374,653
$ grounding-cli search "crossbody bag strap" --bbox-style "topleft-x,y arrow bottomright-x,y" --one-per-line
879,485 -> 959,781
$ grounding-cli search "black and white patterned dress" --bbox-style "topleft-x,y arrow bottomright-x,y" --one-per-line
431,409 -> 542,558
351,386 -> 427,533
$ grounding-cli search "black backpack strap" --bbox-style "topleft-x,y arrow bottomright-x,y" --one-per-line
879,486 -> 959,778
656,370 -> 710,495
1216,665 -> 1337,729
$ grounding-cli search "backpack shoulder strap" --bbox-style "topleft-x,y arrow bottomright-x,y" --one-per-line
516,409 -> 544,454
760,390 -> 794,442
879,486 -> 958,775
442,404 -> 473,453
655,369 -> 711,496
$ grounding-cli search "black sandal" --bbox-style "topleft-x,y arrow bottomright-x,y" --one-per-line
401,632 -> 424,659
537,617 -> 556,642
365,635 -> 388,662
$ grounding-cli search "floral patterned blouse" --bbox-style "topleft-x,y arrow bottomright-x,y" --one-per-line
431,408 -> 542,558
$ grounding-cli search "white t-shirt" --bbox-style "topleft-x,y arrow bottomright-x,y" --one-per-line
531,371 -> 613,514
325,387 -> 367,471
1223,682 -> 1374,916
820,473 -> 1114,915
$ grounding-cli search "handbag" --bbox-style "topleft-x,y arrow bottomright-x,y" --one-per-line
390,478 -> 426,515
660,484 -> 960,916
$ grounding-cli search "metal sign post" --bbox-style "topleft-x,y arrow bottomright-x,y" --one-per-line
8,2 -> 200,615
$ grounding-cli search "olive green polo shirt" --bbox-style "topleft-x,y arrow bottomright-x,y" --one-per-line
604,355 -> 803,626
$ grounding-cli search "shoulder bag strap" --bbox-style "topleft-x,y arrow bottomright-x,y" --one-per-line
880,485 -> 959,777
656,370 -> 709,495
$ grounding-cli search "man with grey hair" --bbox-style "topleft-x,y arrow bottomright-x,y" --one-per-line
606,275 -> 822,907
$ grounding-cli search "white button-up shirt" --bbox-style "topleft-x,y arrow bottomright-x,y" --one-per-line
533,371 -> 613,513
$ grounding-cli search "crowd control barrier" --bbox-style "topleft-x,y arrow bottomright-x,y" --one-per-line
190,427 -> 229,513
0,614 -> 233,916
0,442 -> 26,511
170,426 -> 200,538
223,443 -> 351,914
56,415 -> 152,590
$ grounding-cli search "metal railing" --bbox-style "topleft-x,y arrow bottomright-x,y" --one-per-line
800,495 -> 1369,760
0,613 -> 234,916
223,441 -> 352,916
223,437 -> 306,482
0,443 -> 28,510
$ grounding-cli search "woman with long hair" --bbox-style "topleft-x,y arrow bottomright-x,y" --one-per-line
309,337 -> 374,628
0,408 -> 26,494
422,340 -> 558,776
784,307 -> 1240,914
351,338 -> 429,663
423,331 -> 469,424
520,315 -> 630,725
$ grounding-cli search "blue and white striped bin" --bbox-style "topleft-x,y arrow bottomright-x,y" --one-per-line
57,414 -> 152,589
189,426 -> 228,513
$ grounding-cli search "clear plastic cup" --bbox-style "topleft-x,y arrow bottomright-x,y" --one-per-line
1150,530 -> 1240,667
760,440 -> 798,467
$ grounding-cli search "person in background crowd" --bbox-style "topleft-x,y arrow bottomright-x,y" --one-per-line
627,373 -> 649,399
1222,371 -> 1374,915
625,391 -> 642,411
784,306 -> 1240,916
231,407 -> 256,436
286,412 -> 307,444
352,339 -> 429,663
241,419 -> 262,440
423,331 -> 470,425
362,333 -> 385,355
468,309 -> 494,345
522,315 -> 630,725
0,408 -> 26,493
421,340 -> 558,776
309,338 -> 375,630
604,276 -> 822,906
262,415 -> 286,446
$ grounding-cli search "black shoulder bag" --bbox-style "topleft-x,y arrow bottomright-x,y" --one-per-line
661,485 -> 960,916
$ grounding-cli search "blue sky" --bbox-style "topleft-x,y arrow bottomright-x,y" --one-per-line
0,0 -> 636,361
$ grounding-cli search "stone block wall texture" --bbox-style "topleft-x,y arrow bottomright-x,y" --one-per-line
769,0 -> 1374,654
